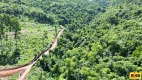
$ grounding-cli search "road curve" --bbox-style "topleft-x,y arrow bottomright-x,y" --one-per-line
0,29 -> 64,80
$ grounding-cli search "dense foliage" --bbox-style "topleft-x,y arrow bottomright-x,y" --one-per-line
0,0 -> 142,80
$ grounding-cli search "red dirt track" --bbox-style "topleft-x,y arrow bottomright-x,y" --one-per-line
0,29 -> 64,80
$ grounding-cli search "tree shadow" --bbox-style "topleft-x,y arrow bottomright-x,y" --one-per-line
0,48 -> 20,66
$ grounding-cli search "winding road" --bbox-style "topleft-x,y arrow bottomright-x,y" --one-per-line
0,29 -> 64,80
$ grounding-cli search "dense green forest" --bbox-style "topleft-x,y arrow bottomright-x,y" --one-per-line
0,0 -> 142,80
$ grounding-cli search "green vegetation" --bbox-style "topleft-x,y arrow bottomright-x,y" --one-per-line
0,0 -> 142,80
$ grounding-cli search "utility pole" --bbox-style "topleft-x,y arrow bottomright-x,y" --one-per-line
55,25 -> 57,36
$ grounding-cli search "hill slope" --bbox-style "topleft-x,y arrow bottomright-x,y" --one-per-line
40,0 -> 142,80
1,0 -> 142,80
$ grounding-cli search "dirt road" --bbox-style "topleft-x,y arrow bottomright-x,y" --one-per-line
0,29 -> 64,80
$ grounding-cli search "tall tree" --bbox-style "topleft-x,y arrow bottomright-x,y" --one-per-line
10,17 -> 21,48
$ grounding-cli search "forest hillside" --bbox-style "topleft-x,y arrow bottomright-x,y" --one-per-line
0,0 -> 142,80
